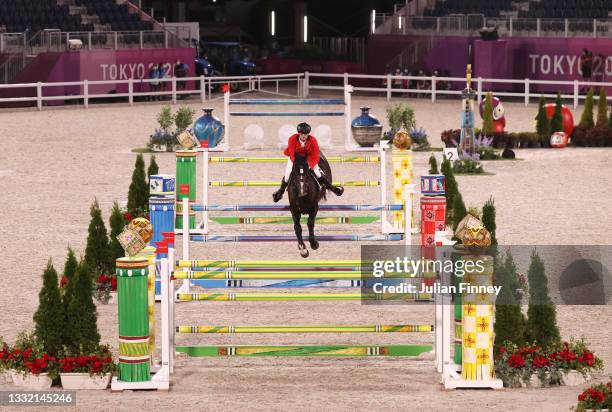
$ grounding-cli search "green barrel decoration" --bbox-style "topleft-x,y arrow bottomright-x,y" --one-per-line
116,257 -> 151,382
135,246 -> 156,363
175,150 -> 197,229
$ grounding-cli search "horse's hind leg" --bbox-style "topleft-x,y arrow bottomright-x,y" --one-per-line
307,210 -> 319,250
292,210 -> 309,258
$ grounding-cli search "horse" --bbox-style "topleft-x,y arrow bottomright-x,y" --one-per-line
286,154 -> 332,258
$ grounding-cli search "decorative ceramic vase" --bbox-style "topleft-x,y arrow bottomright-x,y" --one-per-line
351,106 -> 382,147
193,108 -> 224,149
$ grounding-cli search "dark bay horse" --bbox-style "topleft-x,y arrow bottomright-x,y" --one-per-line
287,154 -> 333,258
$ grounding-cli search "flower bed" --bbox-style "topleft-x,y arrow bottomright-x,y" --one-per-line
495,339 -> 602,388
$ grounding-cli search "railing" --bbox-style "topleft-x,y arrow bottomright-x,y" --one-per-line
374,14 -> 612,38
2,72 -> 612,110
302,72 -> 612,109
0,33 -> 27,53
0,29 -> 189,55
0,73 -> 305,110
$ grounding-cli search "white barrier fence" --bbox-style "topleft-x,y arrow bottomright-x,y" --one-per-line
1,71 -> 611,110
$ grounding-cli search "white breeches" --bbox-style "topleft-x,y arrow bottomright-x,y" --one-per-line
283,160 -> 322,182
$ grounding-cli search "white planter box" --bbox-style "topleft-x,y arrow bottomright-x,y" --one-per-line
563,370 -> 588,386
60,373 -> 111,390
11,371 -> 52,390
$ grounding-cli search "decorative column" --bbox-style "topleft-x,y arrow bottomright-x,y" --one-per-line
175,151 -> 196,229
149,182 -> 175,245
460,254 -> 496,382
391,149 -> 413,232
116,257 -> 150,382
420,174 -> 446,259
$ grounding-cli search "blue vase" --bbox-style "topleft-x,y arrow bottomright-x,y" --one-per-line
351,107 -> 382,147
193,108 -> 224,148
351,106 -> 381,127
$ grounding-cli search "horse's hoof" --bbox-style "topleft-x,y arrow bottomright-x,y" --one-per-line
300,248 -> 309,258
309,238 -> 319,250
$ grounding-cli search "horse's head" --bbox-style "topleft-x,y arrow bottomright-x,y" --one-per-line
291,162 -> 310,198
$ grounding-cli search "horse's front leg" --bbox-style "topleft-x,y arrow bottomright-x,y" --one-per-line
292,210 -> 309,258
307,209 -> 319,250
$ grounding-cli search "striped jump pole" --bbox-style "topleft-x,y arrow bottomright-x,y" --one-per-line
229,98 -> 345,105
176,325 -> 434,334
176,259 -> 368,268
173,271 -> 418,280
208,180 -> 380,187
208,156 -> 381,163
176,345 -> 433,357
208,216 -> 380,225
176,292 -> 432,301
192,203 -> 403,211
189,234 -> 404,243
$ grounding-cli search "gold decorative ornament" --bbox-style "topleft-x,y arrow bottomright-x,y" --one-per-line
392,129 -> 412,150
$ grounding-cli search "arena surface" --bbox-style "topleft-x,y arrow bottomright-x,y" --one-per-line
0,95 -> 611,411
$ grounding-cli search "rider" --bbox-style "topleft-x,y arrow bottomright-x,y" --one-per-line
273,122 -> 344,202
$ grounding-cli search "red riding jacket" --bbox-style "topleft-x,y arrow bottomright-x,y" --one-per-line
283,134 -> 320,169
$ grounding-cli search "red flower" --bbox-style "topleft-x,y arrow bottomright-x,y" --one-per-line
507,353 -> 525,368
60,276 -> 68,288
532,355 -> 550,369
111,276 -> 117,291
23,347 -> 33,360
123,212 -> 133,222
97,274 -> 110,284
578,393 -> 585,401
498,346 -> 506,354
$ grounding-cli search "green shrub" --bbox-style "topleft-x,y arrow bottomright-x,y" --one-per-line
535,96 -> 550,142
549,92 -> 564,133
596,88 -> 608,128
579,88 -> 595,128
428,154 -> 439,174
385,103 -> 416,132
482,92 -> 494,135
452,159 -> 485,174
33,260 -> 65,356
526,250 -> 560,350
175,106 -> 196,133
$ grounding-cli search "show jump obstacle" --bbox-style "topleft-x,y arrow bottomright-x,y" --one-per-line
113,172 -> 501,391
172,149 -> 415,237
222,84 -> 377,152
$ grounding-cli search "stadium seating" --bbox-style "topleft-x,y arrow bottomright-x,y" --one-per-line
426,0 -> 610,20
0,0 -> 153,33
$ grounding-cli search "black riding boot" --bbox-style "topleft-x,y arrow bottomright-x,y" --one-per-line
272,178 -> 288,203
317,175 -> 344,196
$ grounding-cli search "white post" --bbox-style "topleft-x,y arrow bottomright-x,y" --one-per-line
114,31 -> 118,49
159,257 -> 170,382
380,145 -> 387,233
344,84 -> 352,149
167,243 -> 175,374
536,18 -> 540,37
403,184 -> 415,246
88,32 -> 92,50
573,80 -> 579,109
509,18 -> 513,37
84,80 -> 89,108
304,72 -> 310,97
128,78 -> 134,106
37,82 -> 42,111
343,72 -> 348,89
182,197 -> 190,262
172,77 -> 177,104
200,76 -> 205,103
202,150 -> 210,234
140,31 -> 144,49
386,74 -> 392,100
431,75 -> 436,103
564,19 -> 569,38
524,78 -> 530,106
476,77 -> 482,104
223,88 -> 230,149
593,19 -> 597,38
